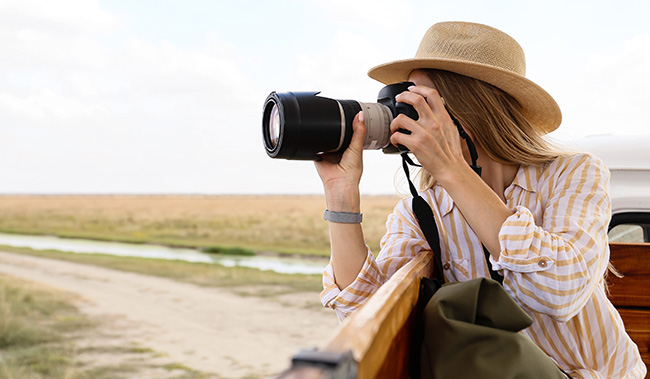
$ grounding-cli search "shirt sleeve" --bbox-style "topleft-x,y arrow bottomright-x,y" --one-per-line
320,197 -> 430,321
493,154 -> 611,322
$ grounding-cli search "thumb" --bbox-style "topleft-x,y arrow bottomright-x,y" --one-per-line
346,111 -> 366,155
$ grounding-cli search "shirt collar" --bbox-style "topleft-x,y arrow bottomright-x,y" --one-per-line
434,164 -> 539,218
507,164 -> 539,194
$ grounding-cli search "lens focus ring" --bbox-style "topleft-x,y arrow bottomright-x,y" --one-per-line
359,102 -> 393,150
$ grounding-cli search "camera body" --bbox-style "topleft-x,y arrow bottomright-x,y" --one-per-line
262,82 -> 417,160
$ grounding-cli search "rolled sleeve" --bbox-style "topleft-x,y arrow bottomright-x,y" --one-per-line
495,155 -> 611,322
320,249 -> 384,321
319,196 -> 430,321
494,206 -> 556,273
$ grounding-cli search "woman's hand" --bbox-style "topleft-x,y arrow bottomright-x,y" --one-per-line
389,85 -> 466,186
315,111 -> 366,212
391,83 -> 516,259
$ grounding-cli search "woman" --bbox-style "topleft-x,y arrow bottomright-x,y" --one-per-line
315,22 -> 646,378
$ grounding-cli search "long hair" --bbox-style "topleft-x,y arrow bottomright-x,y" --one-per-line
413,70 -> 624,278
417,69 -> 565,190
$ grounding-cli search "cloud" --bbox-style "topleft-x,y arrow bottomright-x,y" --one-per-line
289,30 -> 386,97
551,33 -> 650,140
310,0 -> 414,29
8,1 -> 645,194
0,0 -> 116,34
0,0 -> 116,73
0,0 -> 264,193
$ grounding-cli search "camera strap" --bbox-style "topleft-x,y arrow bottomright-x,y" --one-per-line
399,114 -> 503,284
446,104 -> 482,176
401,152 -> 444,283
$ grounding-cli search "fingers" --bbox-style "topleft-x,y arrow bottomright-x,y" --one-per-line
388,85 -> 459,156
316,111 -> 365,160
347,111 -> 367,154
406,86 -> 457,143
407,85 -> 446,114
316,111 -> 366,169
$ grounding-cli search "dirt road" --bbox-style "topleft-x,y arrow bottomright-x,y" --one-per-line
0,251 -> 339,378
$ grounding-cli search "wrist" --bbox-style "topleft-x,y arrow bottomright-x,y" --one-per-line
324,187 -> 361,213
324,210 -> 363,223
435,160 -> 475,189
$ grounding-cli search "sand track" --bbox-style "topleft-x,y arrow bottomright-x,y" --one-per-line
0,251 -> 338,378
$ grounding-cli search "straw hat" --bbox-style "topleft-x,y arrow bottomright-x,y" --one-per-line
368,21 -> 562,133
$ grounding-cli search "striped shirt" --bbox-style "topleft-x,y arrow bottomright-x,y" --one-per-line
321,153 -> 646,379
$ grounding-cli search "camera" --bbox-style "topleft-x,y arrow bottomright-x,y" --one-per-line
261,82 -> 417,160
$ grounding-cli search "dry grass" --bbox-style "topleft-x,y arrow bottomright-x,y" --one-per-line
0,274 -> 92,378
0,274 -> 216,378
0,195 -> 400,257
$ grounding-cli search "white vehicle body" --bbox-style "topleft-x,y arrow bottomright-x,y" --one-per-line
571,134 -> 650,243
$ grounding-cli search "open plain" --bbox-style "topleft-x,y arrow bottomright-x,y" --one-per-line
0,195 -> 401,378
0,250 -> 339,378
0,195 -> 400,256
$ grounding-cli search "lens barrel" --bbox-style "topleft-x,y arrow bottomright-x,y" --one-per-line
262,92 -> 361,160
261,82 -> 415,161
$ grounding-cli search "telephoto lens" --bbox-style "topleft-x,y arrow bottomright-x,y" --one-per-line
261,82 -> 416,160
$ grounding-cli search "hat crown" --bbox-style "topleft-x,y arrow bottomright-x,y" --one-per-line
416,22 -> 526,76
367,21 -> 561,133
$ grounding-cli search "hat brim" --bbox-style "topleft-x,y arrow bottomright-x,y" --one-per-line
368,58 -> 562,133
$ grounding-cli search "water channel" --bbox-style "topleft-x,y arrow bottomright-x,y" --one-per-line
0,233 -> 328,275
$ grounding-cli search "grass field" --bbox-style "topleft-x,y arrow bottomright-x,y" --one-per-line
0,274 -> 91,378
0,195 -> 401,257
0,274 -> 208,379
1,195 -> 394,377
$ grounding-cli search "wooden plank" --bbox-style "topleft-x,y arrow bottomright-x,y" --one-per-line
608,243 -> 650,307
609,243 -> 650,378
322,250 -> 433,379
373,307 -> 417,378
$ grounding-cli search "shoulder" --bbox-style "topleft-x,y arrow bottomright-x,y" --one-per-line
545,152 -> 608,173
390,188 -> 441,220
389,196 -> 415,224
534,153 -> 611,202
542,152 -> 610,184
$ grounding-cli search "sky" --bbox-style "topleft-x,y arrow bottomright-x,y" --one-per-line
1,0 -> 650,195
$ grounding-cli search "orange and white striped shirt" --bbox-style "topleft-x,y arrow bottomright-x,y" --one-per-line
321,153 -> 646,379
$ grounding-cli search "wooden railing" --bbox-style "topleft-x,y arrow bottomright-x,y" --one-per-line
278,243 -> 650,378
278,250 -> 433,379
608,242 -> 650,377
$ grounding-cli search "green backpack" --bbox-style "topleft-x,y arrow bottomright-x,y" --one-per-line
419,277 -> 568,379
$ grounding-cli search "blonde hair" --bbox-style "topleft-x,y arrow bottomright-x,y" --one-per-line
417,69 -> 565,190
411,70 -> 622,279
